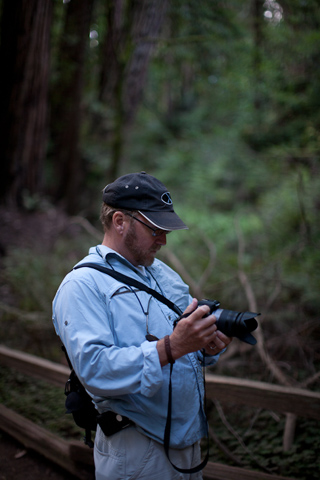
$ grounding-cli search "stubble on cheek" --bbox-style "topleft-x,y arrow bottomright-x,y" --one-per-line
124,225 -> 159,267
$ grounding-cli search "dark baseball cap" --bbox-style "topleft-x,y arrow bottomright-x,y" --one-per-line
102,171 -> 188,231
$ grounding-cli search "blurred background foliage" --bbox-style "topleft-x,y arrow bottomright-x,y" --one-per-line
0,1 -> 319,476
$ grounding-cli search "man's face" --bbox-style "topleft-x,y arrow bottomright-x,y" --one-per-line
123,215 -> 167,267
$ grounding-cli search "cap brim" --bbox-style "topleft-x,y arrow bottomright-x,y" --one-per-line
139,211 -> 188,231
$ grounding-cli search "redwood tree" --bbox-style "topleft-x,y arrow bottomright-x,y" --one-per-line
0,0 -> 52,207
98,0 -> 168,179
50,0 -> 95,214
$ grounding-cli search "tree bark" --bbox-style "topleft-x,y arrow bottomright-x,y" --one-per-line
0,0 -> 52,207
50,0 -> 94,214
99,0 -> 168,179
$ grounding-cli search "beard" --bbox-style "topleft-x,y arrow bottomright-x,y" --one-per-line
124,223 -> 159,267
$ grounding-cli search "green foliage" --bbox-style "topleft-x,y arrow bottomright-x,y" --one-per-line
0,230 -> 94,359
126,0 -> 320,341
209,404 -> 320,480
0,365 -> 82,441
2,237 -> 91,314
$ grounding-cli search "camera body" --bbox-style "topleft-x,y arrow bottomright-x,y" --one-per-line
175,299 -> 259,345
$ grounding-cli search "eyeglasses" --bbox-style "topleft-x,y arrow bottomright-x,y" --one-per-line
125,213 -> 171,237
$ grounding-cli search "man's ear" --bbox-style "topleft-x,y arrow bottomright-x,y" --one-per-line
112,211 -> 126,234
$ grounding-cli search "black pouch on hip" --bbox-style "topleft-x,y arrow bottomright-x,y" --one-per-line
97,411 -> 134,437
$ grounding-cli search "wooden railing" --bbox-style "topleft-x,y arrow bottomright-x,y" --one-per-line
1,345 -> 319,480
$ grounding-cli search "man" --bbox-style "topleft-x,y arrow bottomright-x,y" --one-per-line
52,171 -> 232,480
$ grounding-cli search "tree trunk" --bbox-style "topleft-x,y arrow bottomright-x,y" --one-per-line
50,0 -> 94,214
0,0 -> 52,208
99,0 -> 168,179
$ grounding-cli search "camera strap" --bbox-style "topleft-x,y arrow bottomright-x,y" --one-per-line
164,360 -> 209,473
73,262 -> 209,473
73,262 -> 182,316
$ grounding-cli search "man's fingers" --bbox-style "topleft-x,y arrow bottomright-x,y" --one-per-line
182,298 -> 198,315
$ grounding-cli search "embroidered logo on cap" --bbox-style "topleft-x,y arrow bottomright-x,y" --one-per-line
161,192 -> 172,205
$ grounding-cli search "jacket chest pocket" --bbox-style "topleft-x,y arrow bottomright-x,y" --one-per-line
108,288 -> 174,347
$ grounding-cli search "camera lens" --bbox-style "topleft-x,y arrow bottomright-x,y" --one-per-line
214,309 -> 259,345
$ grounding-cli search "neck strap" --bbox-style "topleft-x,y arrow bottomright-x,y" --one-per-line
73,262 -> 182,316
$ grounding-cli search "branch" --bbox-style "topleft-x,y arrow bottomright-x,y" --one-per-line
0,301 -> 46,322
208,424 -> 244,466
162,231 -> 217,299
70,216 -> 102,241
235,219 -> 295,387
213,400 -> 274,474
198,233 -> 217,292
300,371 -> 320,389
162,249 -> 203,298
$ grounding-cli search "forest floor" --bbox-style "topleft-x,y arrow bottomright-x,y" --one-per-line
0,432 -> 75,480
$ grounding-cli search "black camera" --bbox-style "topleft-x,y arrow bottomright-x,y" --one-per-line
174,299 -> 259,345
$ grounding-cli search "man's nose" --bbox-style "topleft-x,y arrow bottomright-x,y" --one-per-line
155,232 -> 167,245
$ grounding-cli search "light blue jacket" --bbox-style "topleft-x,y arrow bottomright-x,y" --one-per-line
52,245 -> 220,448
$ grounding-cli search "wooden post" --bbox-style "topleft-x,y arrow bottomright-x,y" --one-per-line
283,413 -> 297,452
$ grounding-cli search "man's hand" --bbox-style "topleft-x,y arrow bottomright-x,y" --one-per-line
203,329 -> 232,356
157,299 -> 232,366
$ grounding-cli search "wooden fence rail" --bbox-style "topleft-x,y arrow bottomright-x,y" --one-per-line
1,345 -> 319,480
1,345 -> 319,420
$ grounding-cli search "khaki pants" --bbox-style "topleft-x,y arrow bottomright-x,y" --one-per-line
94,425 -> 203,480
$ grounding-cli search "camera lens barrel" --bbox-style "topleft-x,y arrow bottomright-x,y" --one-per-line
198,300 -> 259,345
215,309 -> 259,345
